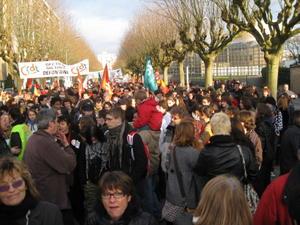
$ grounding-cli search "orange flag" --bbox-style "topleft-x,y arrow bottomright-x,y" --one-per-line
159,79 -> 169,94
33,85 -> 40,96
100,64 -> 112,95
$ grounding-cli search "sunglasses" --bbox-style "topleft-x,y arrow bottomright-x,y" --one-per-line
0,179 -> 24,193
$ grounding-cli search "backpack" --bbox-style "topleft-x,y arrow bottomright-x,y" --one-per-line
127,131 -> 151,175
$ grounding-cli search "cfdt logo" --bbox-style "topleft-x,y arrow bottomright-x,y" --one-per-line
20,64 -> 39,76
71,63 -> 87,74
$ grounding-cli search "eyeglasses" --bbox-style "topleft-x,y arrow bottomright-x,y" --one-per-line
0,178 -> 24,193
101,192 -> 125,199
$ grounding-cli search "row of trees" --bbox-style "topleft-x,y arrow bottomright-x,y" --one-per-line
0,0 -> 100,86
116,0 -> 300,97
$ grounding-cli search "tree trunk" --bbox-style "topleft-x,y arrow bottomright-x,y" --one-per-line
265,50 -> 283,98
178,60 -> 185,86
204,55 -> 216,88
163,66 -> 169,85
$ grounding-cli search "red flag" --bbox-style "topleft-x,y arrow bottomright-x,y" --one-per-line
26,78 -> 33,89
77,71 -> 83,98
100,64 -> 112,95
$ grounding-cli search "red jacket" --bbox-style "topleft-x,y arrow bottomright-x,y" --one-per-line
253,174 -> 293,225
133,97 -> 162,131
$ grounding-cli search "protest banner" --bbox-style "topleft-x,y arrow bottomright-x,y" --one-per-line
18,59 -> 89,79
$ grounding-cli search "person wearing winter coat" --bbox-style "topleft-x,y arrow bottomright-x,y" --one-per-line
194,112 -> 258,190
0,157 -> 64,225
254,162 -> 300,225
0,111 -> 11,157
280,110 -> 300,175
133,90 -> 162,131
254,103 -> 276,197
162,120 -> 202,223
24,109 -> 76,225
86,171 -> 158,225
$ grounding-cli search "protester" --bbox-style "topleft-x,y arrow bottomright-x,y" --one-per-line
192,175 -> 252,225
162,120 -> 201,223
0,111 -> 11,157
133,89 -> 162,131
26,108 -> 38,133
238,110 -> 263,166
58,115 -> 84,225
78,116 -> 106,216
0,157 -> 64,225
194,112 -> 258,192
254,103 -> 276,197
280,110 -> 300,174
2,74 -> 300,225
86,171 -> 158,225
24,109 -> 76,225
9,107 -> 32,160
254,162 -> 300,225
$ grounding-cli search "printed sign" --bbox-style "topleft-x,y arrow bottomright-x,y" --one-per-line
18,59 -> 89,79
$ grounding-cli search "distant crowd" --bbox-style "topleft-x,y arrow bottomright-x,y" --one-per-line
0,80 -> 300,225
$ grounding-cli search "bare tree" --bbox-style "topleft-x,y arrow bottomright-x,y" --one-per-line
116,8 -> 178,84
217,0 -> 300,96
152,0 -> 193,86
286,35 -> 300,63
153,0 -> 240,87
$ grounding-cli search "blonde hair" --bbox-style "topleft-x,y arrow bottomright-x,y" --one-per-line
0,157 -> 40,200
238,110 -> 256,131
277,94 -> 289,110
194,175 -> 252,225
210,112 -> 231,135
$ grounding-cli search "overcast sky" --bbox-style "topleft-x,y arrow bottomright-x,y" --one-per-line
62,0 -> 143,55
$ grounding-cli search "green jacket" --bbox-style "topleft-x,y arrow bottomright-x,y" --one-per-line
11,123 -> 32,160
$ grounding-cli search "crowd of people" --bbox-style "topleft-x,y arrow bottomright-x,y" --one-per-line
0,79 -> 300,225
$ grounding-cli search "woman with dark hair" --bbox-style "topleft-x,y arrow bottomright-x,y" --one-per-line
278,93 -> 294,130
238,110 -> 263,166
26,108 -> 38,133
86,171 -> 158,225
254,103 -> 276,197
58,115 -> 84,225
0,157 -> 64,225
0,111 -> 11,157
162,120 -> 201,223
239,96 -> 255,111
78,116 -> 106,217
230,117 -> 257,162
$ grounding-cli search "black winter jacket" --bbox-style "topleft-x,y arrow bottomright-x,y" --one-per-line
106,123 -> 148,184
0,201 -> 63,225
0,133 -> 11,157
280,125 -> 300,174
86,197 -> 158,225
194,135 -> 258,186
